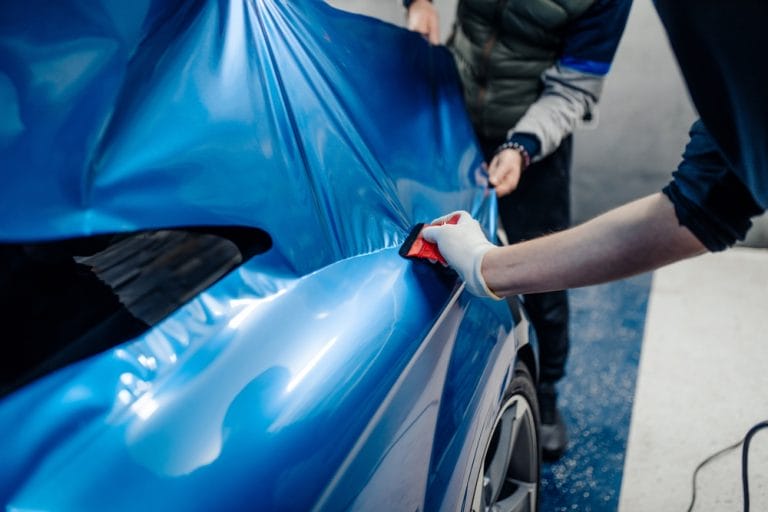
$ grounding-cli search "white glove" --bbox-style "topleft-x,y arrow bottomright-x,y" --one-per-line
421,211 -> 502,300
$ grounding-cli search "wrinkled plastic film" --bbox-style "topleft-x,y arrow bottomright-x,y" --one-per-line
0,0 -> 490,276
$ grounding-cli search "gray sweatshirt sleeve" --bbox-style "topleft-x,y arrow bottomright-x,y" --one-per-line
509,63 -> 605,161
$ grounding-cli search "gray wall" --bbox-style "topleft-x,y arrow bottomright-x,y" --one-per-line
327,0 -> 458,42
326,0 -> 768,245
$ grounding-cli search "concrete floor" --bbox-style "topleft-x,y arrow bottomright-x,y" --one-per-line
620,248 -> 768,512
541,248 -> 768,511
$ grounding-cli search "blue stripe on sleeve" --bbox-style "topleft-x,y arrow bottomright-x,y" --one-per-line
560,0 -> 632,76
558,56 -> 611,75
508,132 -> 542,159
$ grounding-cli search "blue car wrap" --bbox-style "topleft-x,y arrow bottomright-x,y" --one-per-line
0,1 -> 535,510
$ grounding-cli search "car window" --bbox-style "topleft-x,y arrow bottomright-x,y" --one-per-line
0,227 -> 270,396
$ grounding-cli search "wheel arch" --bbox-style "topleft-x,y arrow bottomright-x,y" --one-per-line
516,342 -> 538,386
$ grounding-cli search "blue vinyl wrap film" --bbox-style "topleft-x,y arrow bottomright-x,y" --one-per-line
0,0 -> 490,270
0,1 -> 528,511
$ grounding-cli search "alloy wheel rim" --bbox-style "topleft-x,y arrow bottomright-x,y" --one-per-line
472,394 -> 538,512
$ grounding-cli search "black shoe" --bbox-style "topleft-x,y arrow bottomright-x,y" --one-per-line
538,383 -> 568,461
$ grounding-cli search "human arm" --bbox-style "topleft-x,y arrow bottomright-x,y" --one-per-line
486,64 -> 594,196
422,195 -> 705,297
423,120 -> 764,298
510,64 -> 604,161
482,193 -> 706,296
489,0 -> 632,196
404,0 -> 440,45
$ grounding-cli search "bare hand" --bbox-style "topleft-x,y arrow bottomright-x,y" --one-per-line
488,149 -> 523,197
406,0 -> 440,45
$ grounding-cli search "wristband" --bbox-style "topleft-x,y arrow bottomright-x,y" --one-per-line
494,140 -> 531,171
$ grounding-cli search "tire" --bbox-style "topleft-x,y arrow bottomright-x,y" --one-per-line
471,361 -> 541,512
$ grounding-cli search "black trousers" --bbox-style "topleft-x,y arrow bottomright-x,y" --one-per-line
480,136 -> 572,386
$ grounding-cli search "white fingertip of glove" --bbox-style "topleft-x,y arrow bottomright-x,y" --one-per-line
421,211 -> 502,300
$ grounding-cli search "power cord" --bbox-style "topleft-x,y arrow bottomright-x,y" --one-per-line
741,421 -> 768,512
686,438 -> 742,512
687,420 -> 768,512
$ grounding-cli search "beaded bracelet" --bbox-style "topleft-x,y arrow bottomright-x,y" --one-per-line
494,140 -> 531,171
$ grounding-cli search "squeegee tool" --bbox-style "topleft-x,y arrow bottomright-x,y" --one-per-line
398,213 -> 461,265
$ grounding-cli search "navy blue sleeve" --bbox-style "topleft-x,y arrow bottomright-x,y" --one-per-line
662,120 -> 763,252
508,133 -> 541,160
655,0 -> 768,211
559,0 -> 632,75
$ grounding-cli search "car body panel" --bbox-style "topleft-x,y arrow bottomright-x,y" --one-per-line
0,0 -> 532,510
1,246 -> 524,510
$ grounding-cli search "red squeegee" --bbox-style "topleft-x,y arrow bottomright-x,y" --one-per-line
398,213 -> 461,265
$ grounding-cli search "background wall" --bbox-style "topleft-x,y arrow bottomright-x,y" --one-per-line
327,0 -> 459,42
326,0 -> 768,245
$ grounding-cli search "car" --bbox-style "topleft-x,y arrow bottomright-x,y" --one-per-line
0,1 -> 541,510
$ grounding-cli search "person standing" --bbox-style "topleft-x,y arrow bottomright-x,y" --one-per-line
421,1 -> 767,302
405,0 -> 632,460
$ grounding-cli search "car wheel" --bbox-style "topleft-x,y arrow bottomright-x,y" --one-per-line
471,362 -> 540,512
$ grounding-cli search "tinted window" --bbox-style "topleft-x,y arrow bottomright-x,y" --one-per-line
0,227 -> 270,395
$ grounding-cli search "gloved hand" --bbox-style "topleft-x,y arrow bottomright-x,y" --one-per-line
421,211 -> 502,300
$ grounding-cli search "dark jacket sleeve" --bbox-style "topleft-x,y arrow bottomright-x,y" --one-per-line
662,120 -> 763,252
560,0 -> 631,75
655,0 -> 768,211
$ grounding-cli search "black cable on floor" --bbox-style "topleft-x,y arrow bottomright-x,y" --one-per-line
741,421 -> 768,512
686,438 -> 743,512
686,420 -> 768,512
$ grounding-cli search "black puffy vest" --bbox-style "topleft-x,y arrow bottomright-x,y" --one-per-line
449,0 -> 595,141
